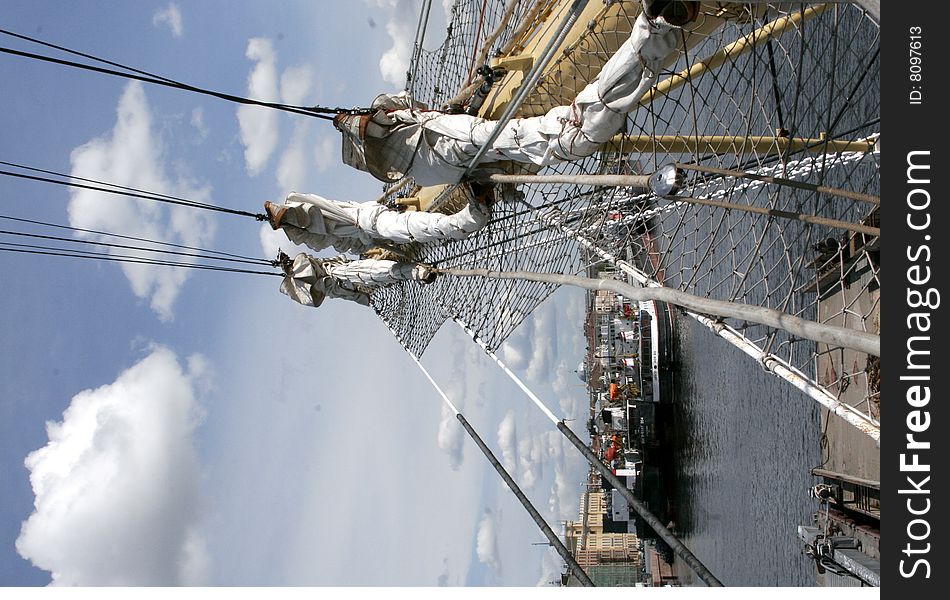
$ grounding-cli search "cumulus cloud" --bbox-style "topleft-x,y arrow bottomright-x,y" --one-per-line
276,63 -> 331,190
190,106 -> 209,142
517,435 -> 543,491
16,346 -> 210,585
279,64 -> 314,107
499,316 -> 533,372
68,81 -> 216,321
506,301 -> 558,384
237,44 -> 321,184
537,549 -> 564,587
258,223 -> 287,261
313,133 -> 336,173
550,290 -> 588,419
496,411 -> 518,475
436,402 -> 464,470
276,121 -> 314,193
475,509 -> 500,573
551,361 -> 580,419
500,336 -> 528,371
363,0 -> 418,86
549,468 -> 575,519
435,331 -> 480,469
500,303 -> 557,387
237,38 -> 280,176
152,3 -> 183,38
440,0 -> 454,22
545,430 -> 584,520
523,305 -> 557,383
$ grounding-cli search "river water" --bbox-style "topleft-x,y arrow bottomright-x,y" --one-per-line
668,315 -> 822,586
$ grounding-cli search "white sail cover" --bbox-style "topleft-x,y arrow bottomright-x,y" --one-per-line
279,253 -> 435,308
344,12 -> 679,186
276,193 -> 490,254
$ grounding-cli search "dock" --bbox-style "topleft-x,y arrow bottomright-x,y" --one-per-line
801,228 -> 880,587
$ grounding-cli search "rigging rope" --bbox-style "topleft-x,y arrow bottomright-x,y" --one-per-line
0,28 -> 371,119
0,227 -> 273,267
0,161 -> 283,277
0,162 -> 263,219
406,0 -> 434,90
0,242 -> 280,276
465,0 -> 490,87
0,214 -> 265,263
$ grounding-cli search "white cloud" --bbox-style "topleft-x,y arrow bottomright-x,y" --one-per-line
475,509 -> 500,573
551,361 -> 580,419
363,0 -> 418,86
314,133 -> 336,173
517,435 -> 543,490
440,0 -> 454,22
546,431 -> 583,520
434,329 -> 485,469
237,38 -> 280,176
524,305 -> 556,384
276,64 -> 325,190
258,223 -> 287,262
190,106 -> 209,142
537,549 -> 564,587
238,48 -> 319,183
499,303 -> 557,387
496,410 -> 518,475
152,3 -> 183,38
16,346 -> 210,585
276,121 -> 313,193
280,65 -> 314,107
500,337 -> 528,371
68,81 -> 216,321
436,402 -> 464,470
550,466 -> 573,519
550,288 -> 588,419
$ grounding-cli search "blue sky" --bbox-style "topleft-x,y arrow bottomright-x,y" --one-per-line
0,1 -> 591,586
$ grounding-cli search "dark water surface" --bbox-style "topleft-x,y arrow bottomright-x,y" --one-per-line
668,315 -> 822,586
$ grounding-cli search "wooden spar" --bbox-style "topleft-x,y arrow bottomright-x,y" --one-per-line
674,162 -> 881,206
373,176 -> 413,204
639,4 -> 831,107
604,134 -> 876,155
483,172 -> 652,189
670,196 -> 881,236
444,266 -> 880,356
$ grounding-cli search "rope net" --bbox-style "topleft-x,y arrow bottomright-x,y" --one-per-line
371,1 -> 880,422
